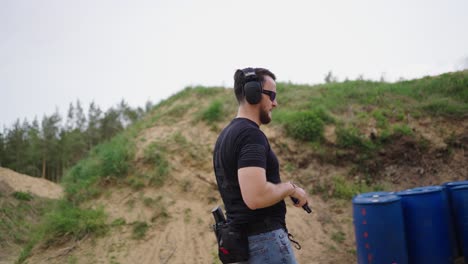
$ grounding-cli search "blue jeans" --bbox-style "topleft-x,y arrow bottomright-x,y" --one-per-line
244,228 -> 298,264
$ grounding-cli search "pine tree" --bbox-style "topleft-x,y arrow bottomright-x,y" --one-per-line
65,102 -> 75,131
0,130 -> 5,167
40,112 -> 61,181
87,101 -> 102,149
4,119 -> 27,172
75,100 -> 87,132
100,108 -> 123,141
23,118 -> 42,176
117,99 -> 133,127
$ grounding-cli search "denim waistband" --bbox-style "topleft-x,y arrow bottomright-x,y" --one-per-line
244,218 -> 285,236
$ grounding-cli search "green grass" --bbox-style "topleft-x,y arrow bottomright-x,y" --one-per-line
312,175 -> 382,200
276,108 -> 333,142
143,142 -> 170,187
372,110 -> 389,129
111,218 -> 126,227
132,221 -> 149,240
273,73 -> 465,146
16,200 -> 107,263
12,192 -> 33,201
335,126 -> 374,151
63,134 -> 134,204
201,100 -> 224,124
40,201 -> 108,245
331,231 -> 346,243
1,198 -> 51,249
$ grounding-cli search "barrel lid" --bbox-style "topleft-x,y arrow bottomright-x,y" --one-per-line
353,194 -> 400,204
451,185 -> 468,192
397,185 -> 443,196
356,191 -> 395,198
443,181 -> 468,188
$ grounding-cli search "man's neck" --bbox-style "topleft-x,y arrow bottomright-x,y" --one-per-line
236,105 -> 260,126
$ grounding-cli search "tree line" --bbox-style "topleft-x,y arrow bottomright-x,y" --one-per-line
0,99 -> 153,182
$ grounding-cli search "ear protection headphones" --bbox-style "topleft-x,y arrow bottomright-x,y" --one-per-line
241,68 -> 263,104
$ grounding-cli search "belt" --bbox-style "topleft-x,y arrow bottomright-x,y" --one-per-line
244,218 -> 285,236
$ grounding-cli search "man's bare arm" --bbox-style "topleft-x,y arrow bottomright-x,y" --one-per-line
238,167 -> 308,210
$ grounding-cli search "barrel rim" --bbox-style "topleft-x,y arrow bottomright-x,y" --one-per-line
352,194 -> 400,204
443,181 -> 468,187
355,191 -> 395,197
397,185 -> 443,196
450,184 -> 468,191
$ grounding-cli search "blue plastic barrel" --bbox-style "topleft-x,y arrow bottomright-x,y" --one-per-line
443,181 -> 468,257
353,194 -> 408,264
450,185 -> 468,264
397,186 -> 454,264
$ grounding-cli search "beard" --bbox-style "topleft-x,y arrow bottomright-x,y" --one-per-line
260,107 -> 272,124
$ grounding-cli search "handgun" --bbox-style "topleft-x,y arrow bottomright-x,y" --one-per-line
291,197 -> 312,214
211,206 -> 226,228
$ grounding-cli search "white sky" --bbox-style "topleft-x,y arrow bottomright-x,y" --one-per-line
1,0 -> 468,128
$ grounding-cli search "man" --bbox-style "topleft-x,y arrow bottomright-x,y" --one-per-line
213,67 -> 309,264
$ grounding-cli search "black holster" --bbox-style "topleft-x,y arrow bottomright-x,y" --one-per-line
212,206 -> 249,263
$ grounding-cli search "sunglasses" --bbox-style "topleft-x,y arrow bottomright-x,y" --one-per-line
261,90 -> 276,102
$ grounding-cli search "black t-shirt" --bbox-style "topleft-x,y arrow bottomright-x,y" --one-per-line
213,118 -> 286,226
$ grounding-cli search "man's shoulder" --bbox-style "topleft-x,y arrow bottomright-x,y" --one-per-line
225,118 -> 264,137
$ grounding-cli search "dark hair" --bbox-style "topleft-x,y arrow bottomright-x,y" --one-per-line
234,67 -> 276,104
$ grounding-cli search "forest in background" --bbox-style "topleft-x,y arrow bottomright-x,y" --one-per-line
0,99 -> 153,182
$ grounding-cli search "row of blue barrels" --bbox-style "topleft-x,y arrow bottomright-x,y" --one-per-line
352,180 -> 468,264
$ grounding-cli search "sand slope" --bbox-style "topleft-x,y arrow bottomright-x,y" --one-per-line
0,167 -> 63,199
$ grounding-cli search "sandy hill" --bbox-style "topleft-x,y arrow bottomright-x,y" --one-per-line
0,167 -> 63,199
8,72 -> 468,263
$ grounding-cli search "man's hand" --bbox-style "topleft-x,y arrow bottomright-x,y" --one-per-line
288,182 -> 309,208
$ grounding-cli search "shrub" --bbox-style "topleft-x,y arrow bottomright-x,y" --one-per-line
336,126 -> 372,150
283,111 -> 325,142
201,100 -> 223,124
332,175 -> 372,200
98,135 -> 133,177
63,158 -> 101,204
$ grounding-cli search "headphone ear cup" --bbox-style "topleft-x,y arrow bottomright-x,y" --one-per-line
244,81 -> 262,104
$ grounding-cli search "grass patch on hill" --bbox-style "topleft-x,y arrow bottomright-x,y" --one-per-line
63,134 -> 135,204
276,71 -> 467,142
17,200 -> 108,264
0,194 -> 52,249
17,132 -> 136,262
141,141 -> 170,187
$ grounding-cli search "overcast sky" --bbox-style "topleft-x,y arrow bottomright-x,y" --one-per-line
1,0 -> 467,128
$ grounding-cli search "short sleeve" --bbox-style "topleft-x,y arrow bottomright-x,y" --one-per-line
237,129 -> 268,169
